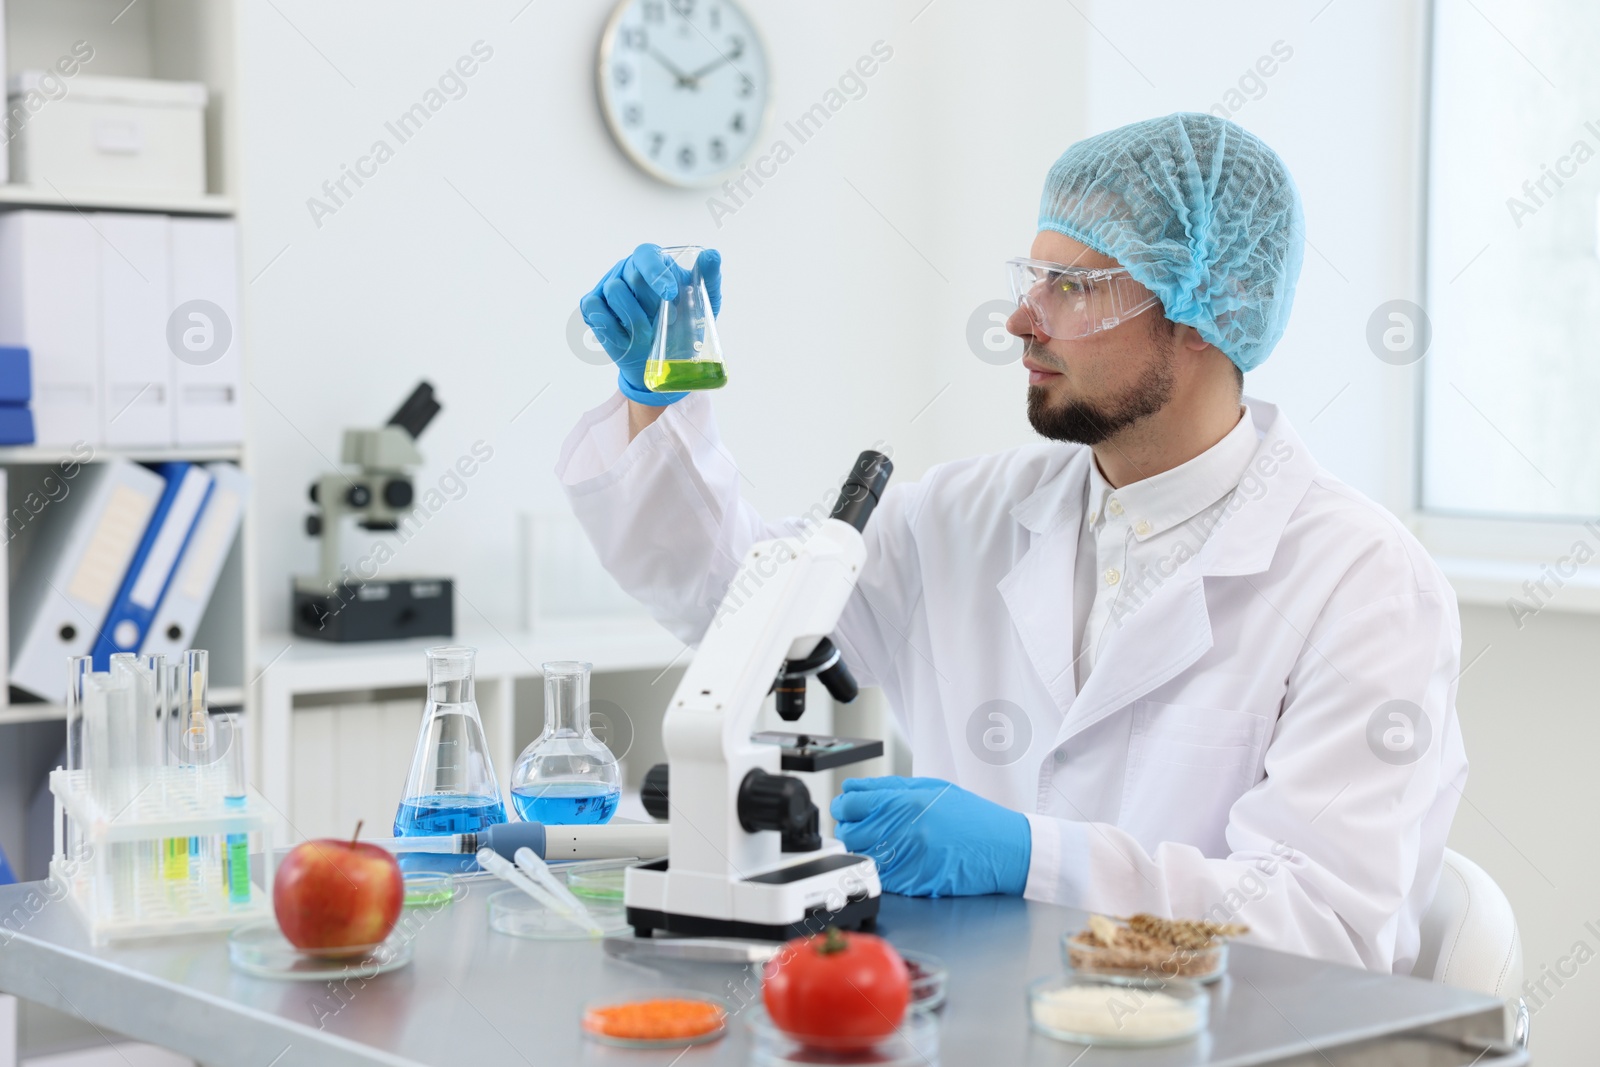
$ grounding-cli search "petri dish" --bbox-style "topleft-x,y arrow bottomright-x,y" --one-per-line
745,1004 -> 939,1067
487,888 -> 630,940
1062,930 -> 1229,983
898,950 -> 948,1013
566,866 -> 626,902
228,921 -> 413,981
581,991 -> 728,1049
1028,973 -> 1208,1047
403,871 -> 458,908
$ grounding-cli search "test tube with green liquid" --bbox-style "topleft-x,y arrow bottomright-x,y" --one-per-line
221,712 -> 251,905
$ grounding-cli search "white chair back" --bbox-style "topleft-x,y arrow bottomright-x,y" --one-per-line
1414,848 -> 1523,999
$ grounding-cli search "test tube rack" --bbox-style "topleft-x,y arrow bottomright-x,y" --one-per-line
49,765 -> 277,945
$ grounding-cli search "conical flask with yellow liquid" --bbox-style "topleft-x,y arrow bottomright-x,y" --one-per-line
642,245 -> 728,394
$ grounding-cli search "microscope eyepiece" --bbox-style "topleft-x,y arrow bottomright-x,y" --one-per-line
387,381 -> 441,440
829,450 -> 893,533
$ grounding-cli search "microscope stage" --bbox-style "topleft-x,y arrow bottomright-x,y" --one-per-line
752,731 -> 885,772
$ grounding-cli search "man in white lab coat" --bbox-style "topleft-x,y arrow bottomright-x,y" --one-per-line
560,113 -> 1466,974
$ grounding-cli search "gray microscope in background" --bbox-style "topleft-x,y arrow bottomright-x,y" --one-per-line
292,381 -> 454,642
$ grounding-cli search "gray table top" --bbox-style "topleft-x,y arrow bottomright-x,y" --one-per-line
0,878 -> 1510,1066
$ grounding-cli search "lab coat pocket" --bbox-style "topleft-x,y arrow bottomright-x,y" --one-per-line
1119,701 -> 1269,858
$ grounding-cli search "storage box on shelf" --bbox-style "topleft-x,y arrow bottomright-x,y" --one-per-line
2,0 -> 237,204
5,73 -> 208,196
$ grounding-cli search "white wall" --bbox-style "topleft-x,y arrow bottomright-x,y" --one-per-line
1453,602 -> 1600,1060
891,4 -> 1089,463
236,1 -> 1082,634
1075,0 -> 1426,512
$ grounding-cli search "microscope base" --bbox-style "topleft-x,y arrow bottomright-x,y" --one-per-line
292,576 -> 453,642
624,853 -> 881,941
626,897 -> 878,941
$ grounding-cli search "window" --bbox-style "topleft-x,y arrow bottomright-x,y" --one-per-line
1423,0 -> 1600,520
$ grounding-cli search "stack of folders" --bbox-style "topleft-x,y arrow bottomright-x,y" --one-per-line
9,458 -> 248,701
0,211 -> 242,448
0,345 -> 32,444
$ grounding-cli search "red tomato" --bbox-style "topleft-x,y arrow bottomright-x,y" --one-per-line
762,927 -> 911,1049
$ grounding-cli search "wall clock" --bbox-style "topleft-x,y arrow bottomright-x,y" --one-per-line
597,0 -> 772,188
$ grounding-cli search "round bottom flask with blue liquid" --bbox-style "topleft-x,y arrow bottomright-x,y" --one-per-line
394,646 -> 507,837
510,661 -> 620,825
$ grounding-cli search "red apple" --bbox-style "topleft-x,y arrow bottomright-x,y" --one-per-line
273,822 -> 402,952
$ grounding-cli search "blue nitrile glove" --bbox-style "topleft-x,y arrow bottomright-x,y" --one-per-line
577,243 -> 723,407
830,776 -> 1031,898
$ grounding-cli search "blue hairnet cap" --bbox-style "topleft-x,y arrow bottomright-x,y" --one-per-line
1038,113 -> 1304,371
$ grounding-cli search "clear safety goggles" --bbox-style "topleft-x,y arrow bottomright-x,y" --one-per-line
1005,257 -> 1161,341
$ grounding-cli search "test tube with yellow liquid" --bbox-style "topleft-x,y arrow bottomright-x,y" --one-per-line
149,658 -> 189,882
166,652 -> 215,883
642,245 -> 728,394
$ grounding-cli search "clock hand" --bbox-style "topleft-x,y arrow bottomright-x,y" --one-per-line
647,47 -> 697,89
685,44 -> 744,82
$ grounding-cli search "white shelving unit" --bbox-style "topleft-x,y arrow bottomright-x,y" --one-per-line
0,0 -> 251,890
0,687 -> 245,727
0,444 -> 240,465
0,186 -> 233,215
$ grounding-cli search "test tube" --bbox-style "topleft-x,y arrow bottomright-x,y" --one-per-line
85,669 -> 138,814
62,656 -> 94,870
221,712 -> 251,905
109,654 -> 163,791
65,655 -> 93,773
136,654 -> 168,783
114,653 -> 169,908
179,650 -> 210,886
159,659 -> 179,765
88,668 -> 139,922
159,659 -> 189,883
177,650 -> 212,767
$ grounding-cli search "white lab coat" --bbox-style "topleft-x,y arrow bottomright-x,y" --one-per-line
557,392 -> 1467,974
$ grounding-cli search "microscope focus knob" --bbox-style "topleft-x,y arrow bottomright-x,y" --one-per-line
346,484 -> 372,508
641,763 -> 670,821
737,769 -> 820,853
308,483 -> 320,504
383,478 -> 414,508
304,514 -> 322,536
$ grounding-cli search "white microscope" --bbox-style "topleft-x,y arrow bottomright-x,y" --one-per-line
625,451 -> 894,940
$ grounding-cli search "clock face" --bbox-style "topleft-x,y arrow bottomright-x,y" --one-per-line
597,0 -> 771,188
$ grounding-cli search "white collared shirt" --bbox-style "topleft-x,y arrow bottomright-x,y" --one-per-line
1072,407 -> 1260,687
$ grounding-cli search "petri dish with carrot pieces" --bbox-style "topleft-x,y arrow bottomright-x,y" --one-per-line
580,992 -> 729,1049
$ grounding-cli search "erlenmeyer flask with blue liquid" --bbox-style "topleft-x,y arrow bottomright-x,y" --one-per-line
394,646 -> 507,836
510,661 -> 620,825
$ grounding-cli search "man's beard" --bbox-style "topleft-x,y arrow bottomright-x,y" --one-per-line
1026,344 -> 1175,445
